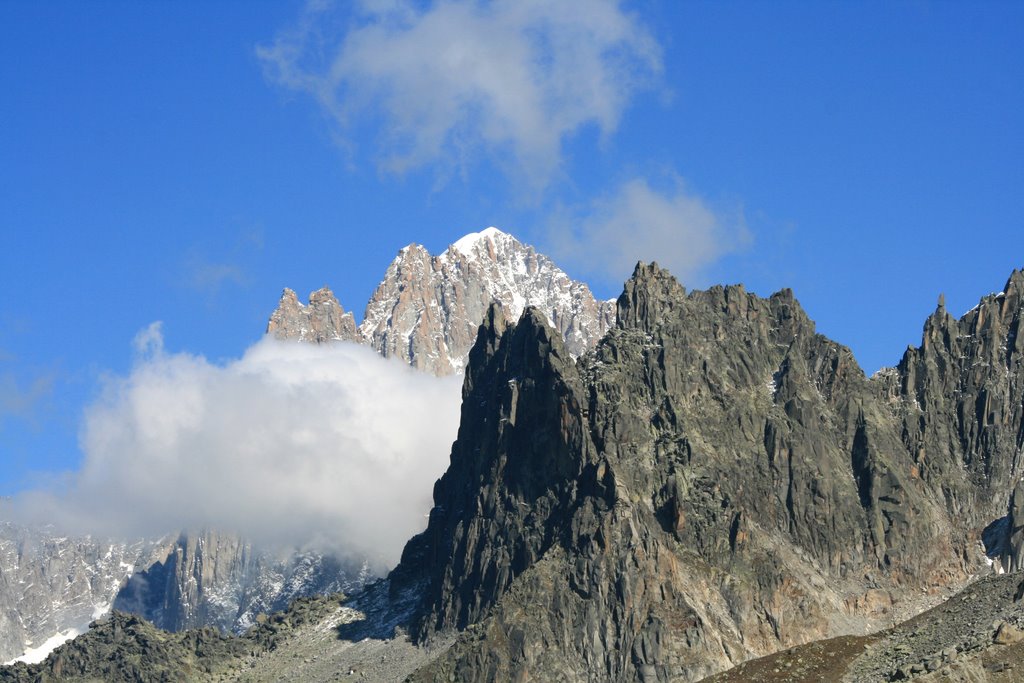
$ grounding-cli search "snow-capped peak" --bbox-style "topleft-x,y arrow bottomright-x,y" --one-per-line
451,227 -> 509,257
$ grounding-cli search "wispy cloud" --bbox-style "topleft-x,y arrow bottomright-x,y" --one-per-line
180,227 -> 264,298
257,0 -> 662,188
549,175 -> 752,288
183,255 -> 248,296
11,326 -> 462,569
0,370 -> 56,429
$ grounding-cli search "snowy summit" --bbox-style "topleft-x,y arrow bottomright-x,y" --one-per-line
451,226 -> 507,258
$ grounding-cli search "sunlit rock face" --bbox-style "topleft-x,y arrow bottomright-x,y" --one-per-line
111,530 -> 371,635
271,228 -> 615,375
0,523 -> 164,664
266,286 -> 359,344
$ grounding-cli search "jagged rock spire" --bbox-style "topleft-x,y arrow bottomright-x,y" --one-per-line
266,286 -> 358,344
269,229 -> 616,375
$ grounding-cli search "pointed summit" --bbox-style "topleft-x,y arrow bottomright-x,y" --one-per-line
270,228 -> 614,375
359,228 -> 615,375
266,286 -> 358,344
450,226 -> 512,257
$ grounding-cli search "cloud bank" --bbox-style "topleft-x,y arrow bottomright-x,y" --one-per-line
549,176 -> 751,287
257,0 -> 662,186
10,324 -> 462,569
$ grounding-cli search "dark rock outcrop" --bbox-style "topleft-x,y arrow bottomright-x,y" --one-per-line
393,264 -> 1024,682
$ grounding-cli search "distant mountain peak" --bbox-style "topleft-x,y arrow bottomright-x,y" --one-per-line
266,286 -> 357,344
450,226 -> 510,258
270,227 -> 615,376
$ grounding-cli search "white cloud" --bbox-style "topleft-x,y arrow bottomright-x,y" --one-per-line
549,176 -> 751,287
257,0 -> 662,187
10,328 -> 462,570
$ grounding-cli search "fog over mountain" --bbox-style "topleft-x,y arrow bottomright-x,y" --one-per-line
8,324 -> 462,569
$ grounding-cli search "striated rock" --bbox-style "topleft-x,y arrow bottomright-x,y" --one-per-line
5,260 -> 1023,682
266,286 -> 358,343
112,529 -> 370,634
391,263 -> 1024,682
893,270 -> 1024,533
0,522 -> 166,664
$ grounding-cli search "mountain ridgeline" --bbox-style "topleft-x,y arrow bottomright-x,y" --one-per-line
266,227 -> 615,374
3,254 -> 1023,682
88,228 -> 614,649
390,264 -> 1024,681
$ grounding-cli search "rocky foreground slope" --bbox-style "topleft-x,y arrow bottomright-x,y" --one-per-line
4,263 -> 1022,682
6,571 -> 1024,683
706,571 -> 1024,682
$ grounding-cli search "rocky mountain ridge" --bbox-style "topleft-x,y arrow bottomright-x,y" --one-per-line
390,264 -> 1023,681
0,227 -> 612,665
98,228 -> 613,648
268,227 -> 616,374
2,264 -> 1022,682
5,263 -> 1021,682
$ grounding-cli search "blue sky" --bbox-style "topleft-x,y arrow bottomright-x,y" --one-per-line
1,1 -> 1022,495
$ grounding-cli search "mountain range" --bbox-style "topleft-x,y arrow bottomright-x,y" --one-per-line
1,230 -> 1022,682
0,228 -> 613,665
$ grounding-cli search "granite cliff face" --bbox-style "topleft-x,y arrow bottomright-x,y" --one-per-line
0,523 -> 164,664
360,227 -> 616,374
266,287 -> 358,343
269,227 -> 615,375
391,265 -> 1024,682
111,530 -> 370,635
890,274 -> 1024,565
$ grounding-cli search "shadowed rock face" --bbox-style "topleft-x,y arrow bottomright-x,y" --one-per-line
393,264 -> 1024,682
